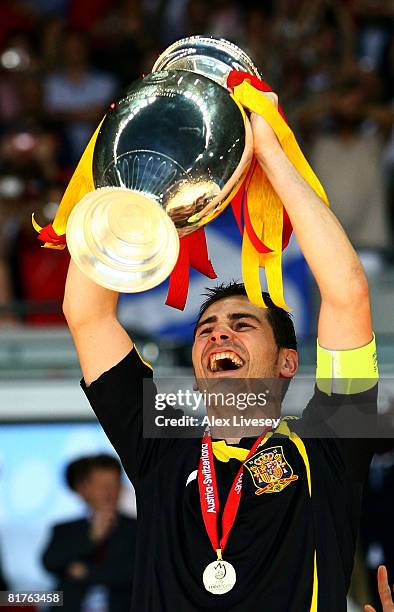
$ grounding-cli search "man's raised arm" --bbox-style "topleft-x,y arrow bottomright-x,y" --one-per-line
251,111 -> 372,351
63,259 -> 133,385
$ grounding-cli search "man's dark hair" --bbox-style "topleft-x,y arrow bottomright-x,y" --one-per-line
65,454 -> 121,491
195,281 -> 297,350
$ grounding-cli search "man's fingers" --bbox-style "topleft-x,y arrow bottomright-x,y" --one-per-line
263,91 -> 278,108
235,90 -> 279,114
377,565 -> 394,607
365,566 -> 394,612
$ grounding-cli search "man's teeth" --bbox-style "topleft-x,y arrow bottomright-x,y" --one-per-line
209,352 -> 244,371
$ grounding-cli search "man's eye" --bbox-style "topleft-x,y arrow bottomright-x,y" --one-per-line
235,322 -> 251,329
199,327 -> 212,336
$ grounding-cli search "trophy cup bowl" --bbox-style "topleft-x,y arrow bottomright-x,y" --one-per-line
66,42 -> 256,293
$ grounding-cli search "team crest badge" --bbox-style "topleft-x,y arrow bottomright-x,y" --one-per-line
245,445 -> 298,495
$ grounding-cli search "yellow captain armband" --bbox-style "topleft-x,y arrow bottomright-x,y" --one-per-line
316,334 -> 378,395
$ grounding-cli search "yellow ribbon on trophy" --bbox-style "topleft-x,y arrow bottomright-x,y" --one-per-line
32,119 -> 105,249
229,73 -> 330,310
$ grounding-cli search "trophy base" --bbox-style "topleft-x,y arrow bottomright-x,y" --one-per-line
66,187 -> 180,293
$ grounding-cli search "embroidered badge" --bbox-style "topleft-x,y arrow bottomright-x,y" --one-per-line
244,445 -> 298,495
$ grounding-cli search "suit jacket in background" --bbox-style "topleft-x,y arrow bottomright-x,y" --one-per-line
42,513 -> 136,612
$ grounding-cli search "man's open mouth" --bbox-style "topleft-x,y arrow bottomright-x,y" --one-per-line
209,351 -> 244,372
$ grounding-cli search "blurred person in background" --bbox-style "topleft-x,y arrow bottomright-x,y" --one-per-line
0,121 -> 67,323
67,0 -> 113,32
42,454 -> 137,612
5,180 -> 70,325
0,3 -> 36,50
353,0 -> 393,91
0,122 -> 59,186
208,0 -> 244,45
88,0 -> 154,89
0,27 -> 42,133
43,27 -> 118,166
242,7 -> 278,85
301,72 -> 391,275
183,0 -> 212,40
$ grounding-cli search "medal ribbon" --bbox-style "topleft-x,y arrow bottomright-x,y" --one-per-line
198,428 -> 270,559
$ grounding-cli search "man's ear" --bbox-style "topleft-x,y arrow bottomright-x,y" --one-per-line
278,349 -> 298,378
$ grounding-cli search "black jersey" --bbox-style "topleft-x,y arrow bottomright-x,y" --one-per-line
82,347 -> 377,612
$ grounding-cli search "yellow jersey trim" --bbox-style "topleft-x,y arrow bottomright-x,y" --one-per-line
212,431 -> 273,463
288,432 -> 316,609
212,429 -> 318,610
212,441 -> 249,462
133,344 -> 153,371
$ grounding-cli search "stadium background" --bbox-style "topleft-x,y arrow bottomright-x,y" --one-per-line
0,0 -> 392,609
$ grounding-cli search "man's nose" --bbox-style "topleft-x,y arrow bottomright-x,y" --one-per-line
209,325 -> 232,343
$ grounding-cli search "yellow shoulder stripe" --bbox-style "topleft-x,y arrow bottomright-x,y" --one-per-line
133,344 -> 153,371
212,431 -> 273,462
212,441 -> 249,462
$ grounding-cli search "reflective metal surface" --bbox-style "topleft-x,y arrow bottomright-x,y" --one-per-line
66,187 -> 180,292
66,67 -> 253,293
152,36 -> 261,88
94,70 -> 252,235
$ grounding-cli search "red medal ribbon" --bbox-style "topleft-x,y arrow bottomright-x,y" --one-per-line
198,428 -> 270,557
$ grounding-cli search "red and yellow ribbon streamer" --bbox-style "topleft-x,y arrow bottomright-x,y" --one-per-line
32,118 -> 104,249
228,70 -> 330,310
166,229 -> 217,310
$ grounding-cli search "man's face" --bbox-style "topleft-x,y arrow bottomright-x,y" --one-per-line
192,295 -> 294,380
78,468 -> 121,513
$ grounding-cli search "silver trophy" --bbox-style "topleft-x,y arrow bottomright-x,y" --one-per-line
66,37 -> 258,293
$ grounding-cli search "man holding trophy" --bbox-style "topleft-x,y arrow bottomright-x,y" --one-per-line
58,37 -> 381,611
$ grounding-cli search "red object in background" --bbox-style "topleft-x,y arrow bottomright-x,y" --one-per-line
19,242 -> 70,325
68,0 -> 113,30
0,5 -> 33,47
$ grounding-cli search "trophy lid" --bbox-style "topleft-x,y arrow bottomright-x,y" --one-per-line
152,36 -> 261,88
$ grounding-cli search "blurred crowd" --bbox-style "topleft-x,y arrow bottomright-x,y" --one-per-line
0,0 -> 392,324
